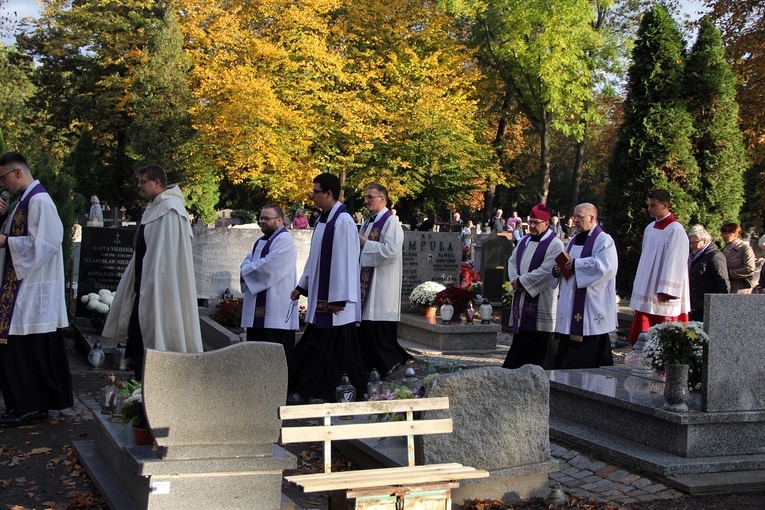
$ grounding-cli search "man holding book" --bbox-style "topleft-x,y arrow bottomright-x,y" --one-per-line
502,203 -> 564,369
552,203 -> 617,369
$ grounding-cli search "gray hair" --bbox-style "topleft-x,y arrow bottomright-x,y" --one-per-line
687,224 -> 712,243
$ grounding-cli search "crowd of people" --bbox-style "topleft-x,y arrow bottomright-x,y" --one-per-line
503,188 -> 761,373
0,149 -> 761,424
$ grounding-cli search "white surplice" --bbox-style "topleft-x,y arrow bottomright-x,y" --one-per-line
1,181 -> 68,335
298,202 -> 361,327
507,229 -> 564,333
629,220 -> 690,317
103,186 -> 203,353
360,207 -> 403,322
240,226 -> 298,330
554,230 -> 618,336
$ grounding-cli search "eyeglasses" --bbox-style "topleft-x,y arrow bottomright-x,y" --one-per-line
137,179 -> 156,185
311,188 -> 328,195
365,195 -> 383,200
528,219 -> 547,225
0,168 -> 17,180
689,239 -> 704,246
259,216 -> 279,222
572,214 -> 592,221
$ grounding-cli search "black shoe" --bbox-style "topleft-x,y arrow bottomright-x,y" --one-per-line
286,393 -> 306,405
1,411 -> 15,420
0,410 -> 47,427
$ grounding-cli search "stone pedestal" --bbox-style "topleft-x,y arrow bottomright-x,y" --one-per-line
398,312 -> 499,352
75,342 -> 296,510
549,295 -> 765,495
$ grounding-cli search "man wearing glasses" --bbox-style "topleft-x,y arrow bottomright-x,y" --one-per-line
628,188 -> 690,346
104,164 -> 203,380
288,173 -> 366,404
357,184 -> 411,377
552,203 -> 617,369
502,203 -> 564,370
240,205 -> 298,364
0,152 -> 72,426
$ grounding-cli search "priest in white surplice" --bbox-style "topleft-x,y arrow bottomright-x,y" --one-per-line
288,173 -> 366,404
629,189 -> 690,346
552,203 -> 617,369
0,152 -> 72,426
502,203 -> 564,369
104,164 -> 203,380
240,204 -> 298,365
357,184 -> 411,377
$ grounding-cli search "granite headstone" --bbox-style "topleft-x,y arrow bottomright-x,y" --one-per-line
76,226 -> 136,317
401,231 -> 461,304
192,226 -> 313,301
702,294 -> 765,412
420,365 -> 557,504
479,233 -> 514,301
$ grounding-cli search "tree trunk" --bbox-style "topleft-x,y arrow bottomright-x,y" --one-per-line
538,112 -> 552,204
484,184 -> 496,225
569,140 -> 585,215
338,168 -> 346,202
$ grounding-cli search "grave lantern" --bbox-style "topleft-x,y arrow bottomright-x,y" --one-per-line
440,298 -> 454,324
367,368 -> 383,399
479,298 -> 493,324
88,340 -> 105,368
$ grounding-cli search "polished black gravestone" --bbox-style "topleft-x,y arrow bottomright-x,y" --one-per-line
76,226 -> 136,317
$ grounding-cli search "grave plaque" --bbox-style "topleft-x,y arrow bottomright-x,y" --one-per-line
401,231 -> 461,303
76,227 -> 136,316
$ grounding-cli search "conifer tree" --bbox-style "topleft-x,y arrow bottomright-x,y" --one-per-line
604,5 -> 699,291
683,16 -> 747,236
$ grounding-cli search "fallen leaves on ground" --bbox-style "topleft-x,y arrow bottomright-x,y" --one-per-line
462,497 -> 621,510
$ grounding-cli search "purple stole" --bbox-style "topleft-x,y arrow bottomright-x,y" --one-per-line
0,183 -> 48,341
568,225 -> 602,341
315,203 -> 350,328
360,210 -> 392,313
511,230 -> 555,334
251,226 -> 287,328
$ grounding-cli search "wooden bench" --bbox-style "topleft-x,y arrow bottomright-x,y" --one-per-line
279,397 -> 489,509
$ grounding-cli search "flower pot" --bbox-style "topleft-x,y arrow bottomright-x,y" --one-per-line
133,426 -> 154,446
418,306 -> 436,320
662,363 -> 690,412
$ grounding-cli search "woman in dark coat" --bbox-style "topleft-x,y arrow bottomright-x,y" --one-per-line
687,224 -> 729,322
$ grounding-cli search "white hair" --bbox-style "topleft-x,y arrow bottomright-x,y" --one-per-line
687,224 -> 712,243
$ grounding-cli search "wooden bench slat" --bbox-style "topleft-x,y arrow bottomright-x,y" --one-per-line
280,418 -> 452,444
287,463 -> 466,483
279,396 -> 449,420
286,464 -> 489,492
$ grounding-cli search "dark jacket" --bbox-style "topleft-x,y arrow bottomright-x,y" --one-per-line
688,243 -> 730,321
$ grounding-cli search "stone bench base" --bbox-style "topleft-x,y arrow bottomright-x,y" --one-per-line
399,313 -> 499,352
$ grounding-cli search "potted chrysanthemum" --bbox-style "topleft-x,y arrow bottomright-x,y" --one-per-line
643,321 -> 709,412
409,281 -> 446,318
80,289 -> 115,333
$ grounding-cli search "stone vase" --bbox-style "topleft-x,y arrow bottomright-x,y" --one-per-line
662,363 -> 690,412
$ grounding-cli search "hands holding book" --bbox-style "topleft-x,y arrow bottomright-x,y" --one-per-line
553,251 -> 575,280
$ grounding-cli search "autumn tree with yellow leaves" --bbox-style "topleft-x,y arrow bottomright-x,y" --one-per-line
179,0 -> 496,207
